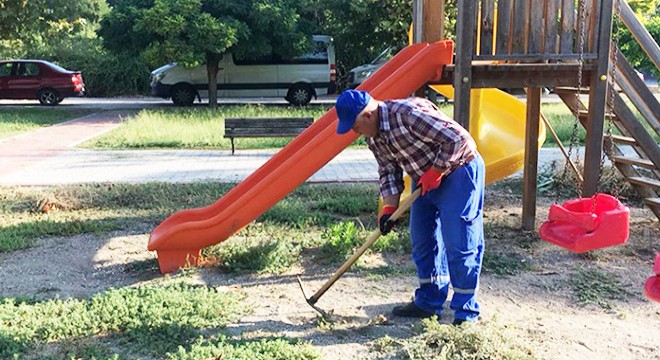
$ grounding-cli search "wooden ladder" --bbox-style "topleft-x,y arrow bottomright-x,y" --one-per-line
554,50 -> 660,220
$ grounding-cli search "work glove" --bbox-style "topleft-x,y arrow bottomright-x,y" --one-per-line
378,205 -> 398,235
419,167 -> 443,195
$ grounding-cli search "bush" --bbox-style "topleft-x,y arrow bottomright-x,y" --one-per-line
26,37 -> 150,97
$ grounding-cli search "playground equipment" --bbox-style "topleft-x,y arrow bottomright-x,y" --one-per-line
539,194 -> 629,253
644,254 -> 660,302
149,0 -> 660,301
149,41 -> 455,273
537,0 -> 631,252
439,0 -> 660,226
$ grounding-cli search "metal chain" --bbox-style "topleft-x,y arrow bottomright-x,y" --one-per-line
602,0 -> 623,202
563,0 -> 589,199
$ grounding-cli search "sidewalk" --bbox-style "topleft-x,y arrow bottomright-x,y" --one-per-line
0,111 -> 378,186
0,110 -> 623,186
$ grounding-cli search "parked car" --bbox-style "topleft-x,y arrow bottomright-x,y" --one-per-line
151,35 -> 336,106
347,47 -> 394,88
0,60 -> 85,105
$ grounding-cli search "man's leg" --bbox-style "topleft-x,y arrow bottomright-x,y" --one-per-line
407,191 -> 450,316
433,156 -> 485,322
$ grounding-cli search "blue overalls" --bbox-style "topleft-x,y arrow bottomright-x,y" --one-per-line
409,154 -> 485,322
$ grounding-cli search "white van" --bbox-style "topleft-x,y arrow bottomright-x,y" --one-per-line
150,35 -> 336,106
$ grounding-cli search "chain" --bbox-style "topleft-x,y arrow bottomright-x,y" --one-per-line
563,0 -> 589,199
602,0 -> 623,202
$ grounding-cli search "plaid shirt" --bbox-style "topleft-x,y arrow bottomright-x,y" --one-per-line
368,97 -> 478,197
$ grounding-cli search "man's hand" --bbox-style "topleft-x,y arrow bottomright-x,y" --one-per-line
419,167 -> 443,195
378,205 -> 398,235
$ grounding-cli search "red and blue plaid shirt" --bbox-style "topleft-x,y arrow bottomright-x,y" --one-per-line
368,97 -> 478,197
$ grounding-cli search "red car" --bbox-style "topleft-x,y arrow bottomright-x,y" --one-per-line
0,60 -> 85,105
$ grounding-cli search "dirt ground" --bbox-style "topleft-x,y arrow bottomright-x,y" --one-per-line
0,190 -> 658,360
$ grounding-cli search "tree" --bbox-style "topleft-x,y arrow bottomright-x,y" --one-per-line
0,0 -> 104,57
298,0 -> 411,83
100,0 -> 309,107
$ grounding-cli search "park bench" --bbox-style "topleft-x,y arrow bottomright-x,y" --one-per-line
224,117 -> 314,155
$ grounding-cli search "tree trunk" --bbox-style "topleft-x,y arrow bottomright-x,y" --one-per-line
206,53 -> 222,108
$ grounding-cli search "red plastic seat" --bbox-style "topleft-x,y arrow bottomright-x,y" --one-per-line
644,253 -> 660,303
539,193 -> 629,253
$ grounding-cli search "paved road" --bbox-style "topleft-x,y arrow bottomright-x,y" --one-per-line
0,92 -> 581,111
0,95 -> 339,110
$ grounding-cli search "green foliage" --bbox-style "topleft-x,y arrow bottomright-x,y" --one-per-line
482,252 -> 534,277
135,0 -> 245,68
86,106 -> 330,149
297,0 -> 410,87
615,12 -> 660,79
0,283 -> 246,358
0,109 -> 91,139
27,36 -> 151,96
169,336 -> 319,360
208,237 -> 301,274
100,0 -> 311,104
627,0 -> 659,17
374,318 -> 535,360
320,221 -> 362,262
0,0 -> 105,60
568,268 -> 632,309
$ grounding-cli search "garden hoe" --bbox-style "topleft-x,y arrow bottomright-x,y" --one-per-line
297,187 -> 422,321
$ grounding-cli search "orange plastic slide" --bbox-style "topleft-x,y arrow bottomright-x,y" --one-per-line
148,40 -> 455,273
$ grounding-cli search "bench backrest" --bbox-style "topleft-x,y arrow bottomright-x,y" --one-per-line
224,117 -> 314,137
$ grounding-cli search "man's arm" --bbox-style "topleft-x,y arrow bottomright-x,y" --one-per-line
382,193 -> 401,208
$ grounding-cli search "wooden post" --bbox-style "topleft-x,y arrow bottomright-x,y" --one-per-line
423,0 -> 444,42
522,88 -> 542,230
414,0 -> 445,97
583,0 -> 613,196
424,0 -> 444,101
454,0 -> 477,129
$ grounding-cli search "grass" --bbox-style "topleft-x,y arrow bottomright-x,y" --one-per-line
79,101 -> 608,151
567,268 -> 632,309
84,105 -> 333,150
0,283 -> 318,359
0,283 -> 260,359
0,108 -> 92,139
373,317 -> 535,359
482,252 -> 535,277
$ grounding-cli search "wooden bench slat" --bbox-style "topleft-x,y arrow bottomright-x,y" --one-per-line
224,117 -> 314,154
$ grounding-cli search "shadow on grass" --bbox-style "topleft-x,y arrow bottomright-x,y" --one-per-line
0,214 -> 160,253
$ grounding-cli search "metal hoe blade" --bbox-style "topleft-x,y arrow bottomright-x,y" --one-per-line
295,188 -> 422,322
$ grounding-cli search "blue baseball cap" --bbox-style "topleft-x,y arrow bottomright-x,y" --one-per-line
335,90 -> 372,134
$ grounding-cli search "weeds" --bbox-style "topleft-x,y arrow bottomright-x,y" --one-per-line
0,283 -> 247,358
373,317 -> 535,360
568,268 -> 632,309
320,221 -> 362,262
207,237 -> 301,274
483,252 -> 534,277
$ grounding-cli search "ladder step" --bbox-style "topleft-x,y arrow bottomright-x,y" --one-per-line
578,110 -> 617,120
554,87 -> 590,94
627,176 -> 660,189
612,155 -> 656,169
609,134 -> 637,146
644,197 -> 660,208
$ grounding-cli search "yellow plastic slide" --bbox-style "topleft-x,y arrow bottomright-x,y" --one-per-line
432,85 -> 546,185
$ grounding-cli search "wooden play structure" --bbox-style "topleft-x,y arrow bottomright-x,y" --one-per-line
412,0 -> 659,300
416,0 -> 659,226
